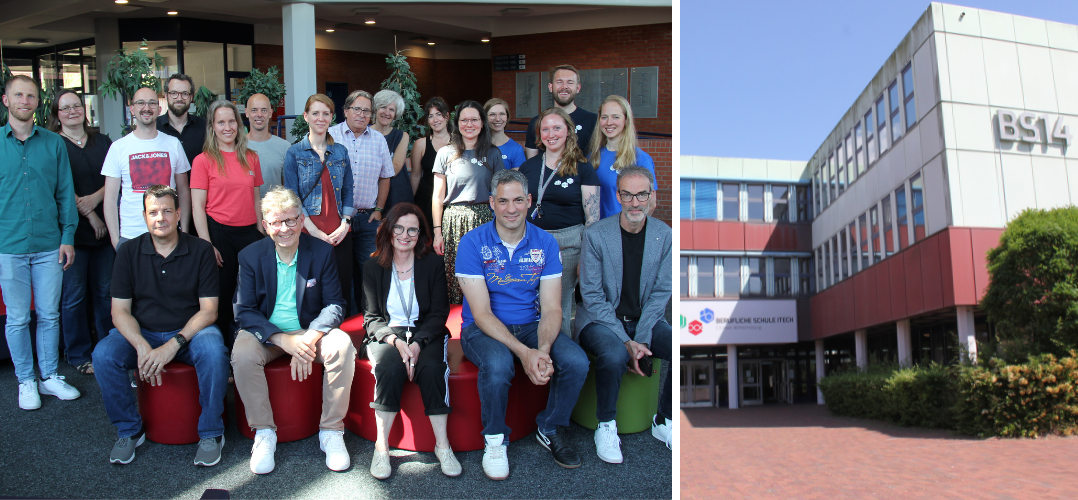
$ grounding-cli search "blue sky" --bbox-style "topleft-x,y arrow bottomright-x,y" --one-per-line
681,0 -> 1078,161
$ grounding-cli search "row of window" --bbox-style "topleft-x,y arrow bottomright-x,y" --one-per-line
681,255 -> 814,298
680,181 -> 812,223
814,63 -> 917,217
815,172 -> 925,292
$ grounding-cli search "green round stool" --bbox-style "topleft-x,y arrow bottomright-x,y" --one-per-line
571,354 -> 661,434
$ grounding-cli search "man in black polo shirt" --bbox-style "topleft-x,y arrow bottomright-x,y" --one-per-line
92,184 -> 229,466
157,73 -> 206,167
524,64 -> 598,159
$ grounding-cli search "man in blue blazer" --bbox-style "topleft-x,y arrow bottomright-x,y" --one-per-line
576,166 -> 672,463
232,186 -> 357,475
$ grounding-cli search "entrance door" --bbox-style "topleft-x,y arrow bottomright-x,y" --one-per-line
774,360 -> 791,404
740,360 -> 762,405
680,360 -> 714,407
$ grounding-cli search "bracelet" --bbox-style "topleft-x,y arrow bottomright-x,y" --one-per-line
373,207 -> 383,212
433,225 -> 441,229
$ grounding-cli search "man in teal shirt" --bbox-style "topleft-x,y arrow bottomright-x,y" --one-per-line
232,186 -> 356,475
0,75 -> 80,410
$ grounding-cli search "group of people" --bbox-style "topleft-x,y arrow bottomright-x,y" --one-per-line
0,63 -> 670,480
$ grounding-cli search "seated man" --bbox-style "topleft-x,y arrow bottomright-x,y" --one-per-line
576,166 -> 673,462
232,186 -> 356,474
456,169 -> 590,479
92,185 -> 229,466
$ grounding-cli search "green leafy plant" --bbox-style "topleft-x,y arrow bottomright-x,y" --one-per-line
98,40 -> 166,132
232,66 -> 287,109
817,359 -> 955,429
0,62 -> 16,127
381,50 -> 423,152
954,352 -> 1078,437
34,84 -> 58,129
288,114 -> 336,144
191,85 -> 218,119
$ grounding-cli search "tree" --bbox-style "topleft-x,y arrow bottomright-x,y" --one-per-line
381,50 -> 423,153
982,206 -> 1078,357
98,40 -> 166,132
232,66 -> 287,110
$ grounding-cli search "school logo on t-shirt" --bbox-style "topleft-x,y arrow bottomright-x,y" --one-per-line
529,249 -> 544,266
128,151 -> 171,193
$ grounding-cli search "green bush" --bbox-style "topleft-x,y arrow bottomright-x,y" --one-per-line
954,352 -> 1078,438
818,362 -> 954,429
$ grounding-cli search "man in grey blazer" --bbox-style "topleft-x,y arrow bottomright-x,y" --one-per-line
576,166 -> 672,464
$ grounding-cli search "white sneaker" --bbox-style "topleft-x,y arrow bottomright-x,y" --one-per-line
482,434 -> 509,480
39,375 -> 80,400
18,380 -> 40,410
594,420 -> 623,464
651,415 -> 672,450
319,430 -> 350,471
250,429 -> 277,474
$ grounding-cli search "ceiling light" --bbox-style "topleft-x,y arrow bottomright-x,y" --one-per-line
365,18 -> 376,24
17,38 -> 49,46
167,11 -> 178,15
325,29 -> 335,33
139,46 -> 148,50
115,0 -> 128,4
481,38 -> 490,43
428,42 -> 435,46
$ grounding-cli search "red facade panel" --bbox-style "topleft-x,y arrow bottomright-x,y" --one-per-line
680,221 -> 694,250
888,257 -> 908,319
864,265 -> 880,327
693,220 -> 720,250
920,236 -> 945,312
716,222 -> 745,251
948,228 -> 978,305
904,245 -> 925,315
877,261 -> 893,322
743,223 -> 772,251
970,228 -> 1005,301
853,273 -> 868,328
937,230 -> 957,306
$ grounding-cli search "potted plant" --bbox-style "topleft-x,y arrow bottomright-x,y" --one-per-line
381,50 -> 423,153
98,40 -> 165,133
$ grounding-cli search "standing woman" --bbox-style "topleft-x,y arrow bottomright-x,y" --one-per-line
517,107 -> 600,338
283,94 -> 355,301
588,95 -> 656,219
362,203 -> 459,480
50,90 -> 113,375
431,100 -> 505,304
410,97 -> 452,234
191,100 -> 265,343
485,98 -> 526,170
371,89 -> 412,215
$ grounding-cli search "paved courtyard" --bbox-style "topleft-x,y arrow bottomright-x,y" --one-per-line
681,404 -> 1078,499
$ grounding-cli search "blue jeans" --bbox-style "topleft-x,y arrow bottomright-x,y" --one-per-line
60,244 -> 115,366
92,326 -> 230,439
351,215 -> 380,312
0,250 -> 63,383
461,321 -> 589,436
579,320 -> 673,422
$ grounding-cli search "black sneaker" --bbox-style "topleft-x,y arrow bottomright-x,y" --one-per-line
535,431 -> 582,469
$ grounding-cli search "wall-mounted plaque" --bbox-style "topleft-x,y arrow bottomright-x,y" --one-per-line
540,72 -> 552,112
494,54 -> 526,71
515,72 -> 540,119
630,66 -> 659,118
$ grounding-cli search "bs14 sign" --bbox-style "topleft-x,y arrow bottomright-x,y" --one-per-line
997,110 -> 1072,147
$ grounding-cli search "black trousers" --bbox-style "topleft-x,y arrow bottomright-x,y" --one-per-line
365,335 -> 451,415
207,216 -> 264,349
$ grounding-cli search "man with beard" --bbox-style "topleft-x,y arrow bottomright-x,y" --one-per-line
245,93 -> 290,197
102,87 -> 192,249
575,166 -> 672,462
157,74 -> 206,166
524,64 -> 598,159
0,75 -> 81,410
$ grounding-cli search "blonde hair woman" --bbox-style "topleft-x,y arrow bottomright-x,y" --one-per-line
484,98 -> 526,170
588,95 -> 656,219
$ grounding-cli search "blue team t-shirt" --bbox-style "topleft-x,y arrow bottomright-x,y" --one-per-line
455,221 -> 563,328
495,140 -> 527,170
593,147 -> 656,219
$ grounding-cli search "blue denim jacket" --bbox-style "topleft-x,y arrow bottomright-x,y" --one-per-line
283,134 -> 355,218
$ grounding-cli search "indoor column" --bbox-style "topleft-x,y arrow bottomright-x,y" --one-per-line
855,329 -> 868,370
94,18 -> 124,139
815,339 -> 825,405
896,319 -> 912,367
282,2 -> 317,141
727,345 -> 738,409
957,306 -> 977,363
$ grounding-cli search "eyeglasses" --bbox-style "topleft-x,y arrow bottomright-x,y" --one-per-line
131,101 -> 159,109
392,225 -> 420,237
167,91 -> 192,99
265,215 -> 301,229
619,190 -> 652,203
58,104 -> 84,113
346,107 -> 372,117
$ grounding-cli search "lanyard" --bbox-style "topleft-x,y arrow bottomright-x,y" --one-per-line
392,260 -> 416,342
531,152 -> 559,220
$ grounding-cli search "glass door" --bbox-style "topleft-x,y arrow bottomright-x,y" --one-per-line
740,360 -> 762,405
680,360 -> 714,407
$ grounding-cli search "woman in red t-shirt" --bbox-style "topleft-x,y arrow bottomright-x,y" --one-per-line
192,100 -> 265,346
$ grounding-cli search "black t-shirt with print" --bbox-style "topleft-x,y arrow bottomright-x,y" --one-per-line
518,156 -> 599,231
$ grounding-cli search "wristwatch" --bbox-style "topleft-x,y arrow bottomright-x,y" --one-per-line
172,334 -> 189,352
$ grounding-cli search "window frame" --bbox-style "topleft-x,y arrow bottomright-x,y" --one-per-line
903,64 -> 917,130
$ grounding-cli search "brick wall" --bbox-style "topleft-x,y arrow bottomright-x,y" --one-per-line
253,44 -> 491,112
491,23 -> 672,135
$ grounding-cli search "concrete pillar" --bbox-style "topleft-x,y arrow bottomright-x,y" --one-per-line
896,318 -> 912,367
815,339 -> 825,405
957,306 -> 977,363
727,345 -> 738,409
855,329 -> 868,370
93,18 -> 124,139
282,2 -> 317,141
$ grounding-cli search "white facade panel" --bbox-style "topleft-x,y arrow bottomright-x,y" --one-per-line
903,125 -> 923,182
981,39 -> 1024,109
941,4 -> 980,37
935,32 -> 952,102
1030,156 -> 1072,210
742,158 -> 768,179
914,37 -> 938,124
919,106 -> 944,165
923,155 -> 948,235
1052,49 -> 1078,116
945,33 -> 989,105
951,103 -> 995,152
1046,21 -> 1078,50
680,300 -> 798,346
888,138 -> 908,189
1016,44 -> 1058,113
940,102 -> 958,150
1013,14 -> 1050,47
945,149 -> 965,225
717,157 -> 743,179
978,8 -> 1016,41
1067,159 -> 1078,206
1000,153 -> 1037,221
955,150 -> 1004,227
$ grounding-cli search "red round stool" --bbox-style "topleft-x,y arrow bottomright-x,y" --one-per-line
343,337 -> 551,452
136,362 -> 203,445
234,355 -> 324,442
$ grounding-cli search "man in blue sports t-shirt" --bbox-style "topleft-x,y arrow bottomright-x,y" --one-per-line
455,169 -> 589,480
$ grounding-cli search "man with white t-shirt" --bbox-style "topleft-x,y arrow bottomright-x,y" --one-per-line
102,87 -> 192,249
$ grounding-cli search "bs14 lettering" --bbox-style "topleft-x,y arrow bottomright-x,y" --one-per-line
998,110 -> 1072,147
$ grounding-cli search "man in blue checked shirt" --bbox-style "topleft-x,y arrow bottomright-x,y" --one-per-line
456,169 -> 589,480
0,75 -> 81,410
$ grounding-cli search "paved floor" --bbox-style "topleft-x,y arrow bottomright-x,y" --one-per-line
681,404 -> 1078,500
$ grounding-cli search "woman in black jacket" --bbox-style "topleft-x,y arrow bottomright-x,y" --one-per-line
362,202 -> 459,480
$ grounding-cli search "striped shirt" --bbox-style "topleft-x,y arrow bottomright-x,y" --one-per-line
328,122 -> 394,210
